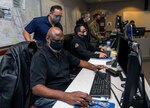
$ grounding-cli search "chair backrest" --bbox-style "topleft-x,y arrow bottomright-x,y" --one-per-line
0,41 -> 39,108
63,34 -> 74,52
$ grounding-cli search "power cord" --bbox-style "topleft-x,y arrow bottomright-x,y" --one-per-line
111,82 -> 124,92
111,87 -> 122,107
103,77 -> 122,107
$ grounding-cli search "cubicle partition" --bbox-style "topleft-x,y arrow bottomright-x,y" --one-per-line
134,37 -> 150,58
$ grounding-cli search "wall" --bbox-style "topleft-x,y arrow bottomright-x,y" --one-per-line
134,38 -> 150,58
0,0 -> 41,47
0,0 -> 87,47
41,0 -> 87,34
123,11 -> 150,30
88,0 -> 150,32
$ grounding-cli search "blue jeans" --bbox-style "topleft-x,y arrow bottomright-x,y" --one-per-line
34,98 -> 56,108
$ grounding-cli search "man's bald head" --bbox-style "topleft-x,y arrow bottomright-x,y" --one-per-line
46,27 -> 64,41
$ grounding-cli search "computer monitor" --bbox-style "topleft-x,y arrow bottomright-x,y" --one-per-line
111,32 -> 123,51
122,51 -> 145,108
117,36 -> 130,74
133,27 -> 145,37
106,33 -> 128,69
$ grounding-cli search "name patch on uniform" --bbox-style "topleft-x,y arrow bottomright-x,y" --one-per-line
75,43 -> 79,48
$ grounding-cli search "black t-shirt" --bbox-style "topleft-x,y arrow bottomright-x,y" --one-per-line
30,46 -> 80,91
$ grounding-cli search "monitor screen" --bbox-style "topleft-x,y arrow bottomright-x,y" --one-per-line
111,32 -> 124,51
117,36 -> 130,73
122,51 -> 141,108
133,27 -> 145,37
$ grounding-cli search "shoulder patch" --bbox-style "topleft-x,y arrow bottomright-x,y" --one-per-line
75,43 -> 79,48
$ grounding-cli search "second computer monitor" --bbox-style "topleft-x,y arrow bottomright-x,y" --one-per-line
117,36 -> 130,74
122,51 -> 142,108
133,27 -> 145,37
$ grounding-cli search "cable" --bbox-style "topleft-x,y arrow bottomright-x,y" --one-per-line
104,77 -> 122,107
111,83 -> 124,92
105,79 -> 123,92
111,87 -> 122,107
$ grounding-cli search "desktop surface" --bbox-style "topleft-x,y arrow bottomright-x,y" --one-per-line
52,58 -> 150,108
52,59 -> 124,108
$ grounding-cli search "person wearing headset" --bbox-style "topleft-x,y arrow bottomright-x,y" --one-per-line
71,24 -> 107,61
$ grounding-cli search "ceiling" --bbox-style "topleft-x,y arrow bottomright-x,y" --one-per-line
84,0 -> 127,3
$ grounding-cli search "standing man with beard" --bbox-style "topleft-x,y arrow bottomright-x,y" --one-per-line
23,5 -> 63,44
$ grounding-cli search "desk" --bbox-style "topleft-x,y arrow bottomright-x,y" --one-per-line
53,58 -> 150,108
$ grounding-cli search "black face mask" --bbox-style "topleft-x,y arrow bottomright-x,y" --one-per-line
96,19 -> 100,22
49,40 -> 64,52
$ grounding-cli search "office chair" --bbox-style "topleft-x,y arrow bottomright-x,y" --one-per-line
63,33 -> 74,52
0,41 -> 40,108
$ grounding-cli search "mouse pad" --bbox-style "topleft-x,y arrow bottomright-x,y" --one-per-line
74,99 -> 115,108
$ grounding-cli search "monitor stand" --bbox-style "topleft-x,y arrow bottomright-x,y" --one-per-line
111,59 -> 117,68
119,71 -> 126,81
106,59 -> 126,81
120,73 -> 148,108
106,59 -> 117,68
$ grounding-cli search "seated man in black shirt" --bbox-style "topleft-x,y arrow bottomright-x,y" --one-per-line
30,27 -> 107,108
71,24 -> 107,61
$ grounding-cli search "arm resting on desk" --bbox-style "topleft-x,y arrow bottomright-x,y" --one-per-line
78,60 -> 107,71
32,84 -> 93,107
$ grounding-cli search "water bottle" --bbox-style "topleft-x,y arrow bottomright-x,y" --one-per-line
106,41 -> 111,57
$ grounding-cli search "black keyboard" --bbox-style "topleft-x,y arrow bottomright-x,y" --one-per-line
90,72 -> 111,98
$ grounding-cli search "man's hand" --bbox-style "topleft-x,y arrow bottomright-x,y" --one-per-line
94,65 -> 108,71
99,52 -> 107,58
30,39 -> 36,42
100,46 -> 106,52
62,91 -> 93,107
